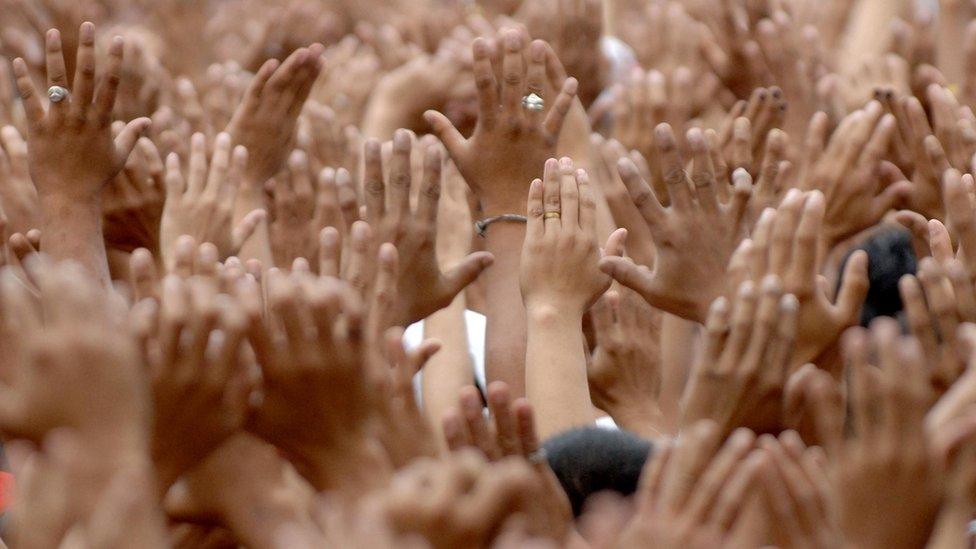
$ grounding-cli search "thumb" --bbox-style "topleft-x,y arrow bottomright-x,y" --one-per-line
114,117 -> 151,165
598,256 -> 656,301
441,251 -> 495,299
231,209 -> 267,253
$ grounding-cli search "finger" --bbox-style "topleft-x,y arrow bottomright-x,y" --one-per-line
232,209 -> 267,253
113,118 -> 151,166
899,275 -> 940,356
542,78 -> 577,138
788,191 -> 824,291
204,133 -> 232,199
617,157 -> 665,225
424,110 -> 467,162
460,385 -> 497,459
687,127 -> 719,212
487,382 -> 521,456
164,152 -> 186,199
44,29 -> 69,93
441,252 -> 494,301
94,35 -> 126,124
363,139 -> 385,225
945,169 -> 976,273
524,40 -> 547,128
335,168 -> 360,232
472,38 -> 499,129
500,29 -> 525,127
834,250 -> 869,326
542,158 -> 561,225
684,429 -> 756,523
929,219 -> 954,263
598,257 -> 656,304
559,158 -> 579,229
512,398 -> 541,456
319,227 -> 341,277
578,169 -> 597,233
11,59 -> 44,126
415,146 -> 442,231
768,189 -> 805,278
388,129 -> 413,221
70,22 -> 96,122
655,124 -> 692,210
526,178 -> 545,238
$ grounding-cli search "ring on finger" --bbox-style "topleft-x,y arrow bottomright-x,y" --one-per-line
47,85 -> 69,103
544,211 -> 561,220
522,92 -> 544,112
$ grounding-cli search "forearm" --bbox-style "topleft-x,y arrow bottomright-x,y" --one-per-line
526,306 -> 593,440
839,0 -> 908,74
937,1 -> 974,86
485,221 -> 528,397
658,314 -> 697,432
421,294 -> 475,447
39,195 -> 111,288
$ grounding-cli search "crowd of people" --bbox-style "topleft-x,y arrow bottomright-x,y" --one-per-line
1,0 -> 976,546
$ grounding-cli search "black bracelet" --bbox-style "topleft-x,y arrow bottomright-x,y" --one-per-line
474,214 -> 527,237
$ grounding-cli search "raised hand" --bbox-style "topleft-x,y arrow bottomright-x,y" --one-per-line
13,23 -> 151,284
225,44 -> 325,187
588,288 -> 667,437
756,432 -> 840,548
425,30 -> 577,216
680,278 -> 798,436
243,270 -> 391,493
599,124 -> 751,323
381,451 -> 552,549
13,23 -> 151,200
824,320 -> 942,549
800,102 -> 911,249
269,149 -> 331,267
617,421 -> 765,548
359,130 -> 493,325
900,258 -> 972,394
134,274 -> 252,495
734,191 -> 869,369
520,157 -> 624,437
441,382 -> 573,541
159,132 -> 265,269
102,135 -> 164,254
520,158 -> 617,316
0,258 -> 149,456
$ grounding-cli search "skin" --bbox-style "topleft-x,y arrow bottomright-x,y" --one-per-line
13,24 -> 151,287
520,158 -> 624,439
426,31 -> 577,397
16,6 -> 976,549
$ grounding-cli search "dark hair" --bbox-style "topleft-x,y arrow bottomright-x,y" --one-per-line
838,226 -> 916,326
542,427 -> 653,517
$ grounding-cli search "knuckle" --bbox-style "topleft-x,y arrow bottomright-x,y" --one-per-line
664,167 -> 685,186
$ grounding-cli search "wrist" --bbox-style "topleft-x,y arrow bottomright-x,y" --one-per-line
606,402 -> 667,438
39,191 -> 102,211
526,302 -> 585,326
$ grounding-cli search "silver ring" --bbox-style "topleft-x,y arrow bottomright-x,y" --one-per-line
526,447 -> 548,465
522,92 -> 544,112
47,86 -> 69,103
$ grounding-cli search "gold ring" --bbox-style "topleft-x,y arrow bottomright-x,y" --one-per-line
544,211 -> 561,220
